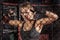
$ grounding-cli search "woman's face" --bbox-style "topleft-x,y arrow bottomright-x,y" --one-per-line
20,7 -> 35,20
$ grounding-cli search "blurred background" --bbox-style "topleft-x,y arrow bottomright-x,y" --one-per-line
0,0 -> 60,40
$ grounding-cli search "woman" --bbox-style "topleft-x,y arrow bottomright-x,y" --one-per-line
9,2 -> 58,40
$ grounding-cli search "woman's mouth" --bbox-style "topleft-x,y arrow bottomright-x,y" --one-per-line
25,15 -> 33,20
25,15 -> 30,19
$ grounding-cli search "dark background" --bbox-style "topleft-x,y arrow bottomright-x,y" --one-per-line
0,0 -> 60,40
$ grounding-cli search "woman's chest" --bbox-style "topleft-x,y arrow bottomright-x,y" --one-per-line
23,21 -> 34,31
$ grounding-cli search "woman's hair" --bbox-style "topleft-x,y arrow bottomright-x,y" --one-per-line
19,2 -> 31,8
19,2 -> 34,13
19,2 -> 35,13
